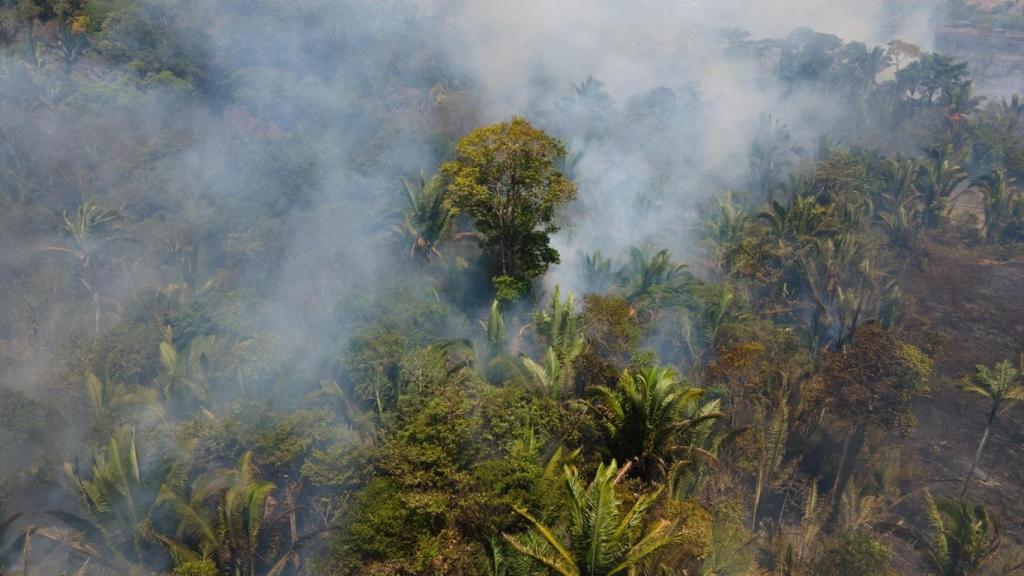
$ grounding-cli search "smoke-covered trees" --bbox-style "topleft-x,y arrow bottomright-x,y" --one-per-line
443,118 -> 577,299
6,0 -> 1024,573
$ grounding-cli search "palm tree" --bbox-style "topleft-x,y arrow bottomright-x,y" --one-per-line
957,360 -> 1024,497
159,327 -> 215,403
154,452 -> 300,576
879,156 -> 922,212
918,492 -> 1001,576
918,145 -> 968,229
943,82 -> 985,148
703,191 -> 749,276
43,198 -> 122,335
51,427 -> 189,573
616,247 -> 686,302
758,195 -> 836,243
534,287 -> 585,368
503,461 -> 675,576
748,114 -> 794,201
750,393 -> 788,531
879,202 -> 924,248
399,172 -> 454,260
84,369 -> 164,424
153,469 -> 235,567
972,171 -> 1020,244
519,346 -> 571,400
580,251 -> 613,293
592,366 -> 722,481
482,299 -> 507,361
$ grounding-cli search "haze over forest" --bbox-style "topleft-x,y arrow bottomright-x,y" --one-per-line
1,0 -> 1024,574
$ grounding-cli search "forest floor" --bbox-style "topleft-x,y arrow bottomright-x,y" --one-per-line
887,239 -> 1024,572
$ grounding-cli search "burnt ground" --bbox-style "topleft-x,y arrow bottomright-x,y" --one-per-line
887,240 -> 1024,572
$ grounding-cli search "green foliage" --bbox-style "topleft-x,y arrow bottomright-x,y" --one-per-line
920,493 -> 1001,576
400,171 -> 454,259
173,559 -> 218,576
826,531 -> 894,576
443,117 -> 577,288
592,365 -> 721,481
504,460 -> 675,576
972,170 -> 1022,244
54,426 -> 188,571
616,246 -> 687,303
333,477 -> 432,572
376,348 -> 483,521
3,6 -> 1024,576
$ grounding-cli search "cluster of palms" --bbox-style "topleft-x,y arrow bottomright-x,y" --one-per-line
420,273 -> 726,574
494,365 -> 722,575
0,323 -> 322,576
5,430 -> 296,576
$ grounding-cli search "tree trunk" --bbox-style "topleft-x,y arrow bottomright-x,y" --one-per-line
961,408 -> 997,498
830,419 -> 867,525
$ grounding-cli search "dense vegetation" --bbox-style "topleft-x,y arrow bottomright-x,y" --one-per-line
1,0 -> 1024,575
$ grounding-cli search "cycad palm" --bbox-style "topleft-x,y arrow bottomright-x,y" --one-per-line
957,360 -> 1024,497
504,460 -> 674,576
593,366 -> 721,481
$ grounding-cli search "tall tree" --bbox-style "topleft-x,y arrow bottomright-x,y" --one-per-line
43,197 -> 122,335
957,360 -> 1024,497
822,324 -> 931,520
442,118 -> 577,297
